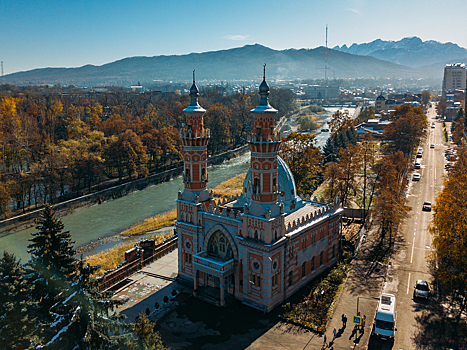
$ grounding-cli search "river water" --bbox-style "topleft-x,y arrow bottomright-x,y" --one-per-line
0,107 -> 353,262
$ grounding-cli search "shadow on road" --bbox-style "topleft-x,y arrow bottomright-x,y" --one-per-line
412,302 -> 467,350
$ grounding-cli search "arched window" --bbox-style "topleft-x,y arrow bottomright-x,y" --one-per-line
207,231 -> 233,261
201,168 -> 206,181
288,271 -> 293,286
185,168 -> 190,182
254,230 -> 258,240
253,178 -> 260,194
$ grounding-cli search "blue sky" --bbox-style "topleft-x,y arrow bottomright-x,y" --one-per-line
1,0 -> 466,74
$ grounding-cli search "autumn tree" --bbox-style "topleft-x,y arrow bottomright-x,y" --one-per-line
429,146 -> 467,318
372,151 -> 410,245
383,104 -> 428,157
421,91 -> 431,106
105,130 -> 148,180
205,103 -> 231,154
436,98 -> 447,117
323,145 -> 360,207
279,132 -> 323,197
132,313 -> 169,350
327,109 -> 353,137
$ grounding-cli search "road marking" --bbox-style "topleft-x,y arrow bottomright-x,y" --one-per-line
407,272 -> 411,294
411,239 -> 415,263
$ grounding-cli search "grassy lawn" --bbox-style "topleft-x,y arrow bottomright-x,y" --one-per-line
86,232 -> 172,276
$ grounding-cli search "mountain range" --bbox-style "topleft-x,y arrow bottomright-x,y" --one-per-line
4,37 -> 465,86
333,37 -> 467,68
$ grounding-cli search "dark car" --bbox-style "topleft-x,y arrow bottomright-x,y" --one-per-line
422,201 -> 431,211
413,280 -> 430,299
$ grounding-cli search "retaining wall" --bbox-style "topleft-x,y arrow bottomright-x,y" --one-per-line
0,144 -> 249,236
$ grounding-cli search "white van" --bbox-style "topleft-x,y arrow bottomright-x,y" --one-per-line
373,293 -> 396,341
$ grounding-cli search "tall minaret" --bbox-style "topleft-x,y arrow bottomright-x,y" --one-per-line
180,71 -> 210,199
248,65 -> 281,205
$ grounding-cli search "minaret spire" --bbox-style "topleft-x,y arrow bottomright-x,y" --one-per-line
248,67 -> 280,205
180,71 -> 210,197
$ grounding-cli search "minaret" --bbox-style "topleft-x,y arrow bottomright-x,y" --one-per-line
248,65 -> 281,205
180,71 -> 210,198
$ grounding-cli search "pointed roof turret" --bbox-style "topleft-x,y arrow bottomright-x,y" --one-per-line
184,69 -> 206,113
251,64 -> 278,114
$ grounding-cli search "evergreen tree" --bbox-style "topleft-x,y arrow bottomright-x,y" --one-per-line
41,259 -> 133,350
345,127 -> 358,145
0,252 -> 38,349
27,204 -> 77,332
337,131 -> 349,149
322,136 -> 336,164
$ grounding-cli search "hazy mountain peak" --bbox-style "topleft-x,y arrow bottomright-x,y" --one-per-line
333,36 -> 467,67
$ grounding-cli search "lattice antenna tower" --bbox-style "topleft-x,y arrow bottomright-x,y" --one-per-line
316,25 -> 331,81
325,25 -> 328,81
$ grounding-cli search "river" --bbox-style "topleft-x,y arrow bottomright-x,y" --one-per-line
0,107 -> 354,262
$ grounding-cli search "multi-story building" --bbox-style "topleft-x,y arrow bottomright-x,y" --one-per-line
304,85 -> 339,100
176,71 -> 343,312
442,63 -> 466,97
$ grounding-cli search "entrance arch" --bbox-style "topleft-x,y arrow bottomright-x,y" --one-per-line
203,224 -> 238,261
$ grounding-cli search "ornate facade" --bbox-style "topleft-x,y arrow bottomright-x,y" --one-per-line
176,71 -> 343,312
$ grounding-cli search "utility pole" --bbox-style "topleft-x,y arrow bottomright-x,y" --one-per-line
1,61 -> 3,85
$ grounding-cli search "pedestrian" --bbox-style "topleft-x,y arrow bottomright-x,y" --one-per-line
342,313 -> 347,327
333,327 -> 337,340
361,315 -> 366,333
323,334 -> 327,345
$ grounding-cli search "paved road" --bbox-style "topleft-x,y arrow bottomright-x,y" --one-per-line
379,105 -> 447,349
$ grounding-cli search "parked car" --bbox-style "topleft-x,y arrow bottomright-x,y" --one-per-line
416,153 -> 422,158
413,280 -> 430,299
430,144 -> 435,149
412,173 -> 421,181
422,201 -> 432,211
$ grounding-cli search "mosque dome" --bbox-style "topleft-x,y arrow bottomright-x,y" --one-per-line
234,156 -> 305,216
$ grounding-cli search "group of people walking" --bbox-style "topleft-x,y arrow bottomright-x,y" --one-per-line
321,313 -> 367,349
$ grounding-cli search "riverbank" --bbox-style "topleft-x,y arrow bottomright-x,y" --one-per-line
82,171 -> 247,273
0,144 -> 249,237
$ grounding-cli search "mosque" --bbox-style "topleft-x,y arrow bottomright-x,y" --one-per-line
176,70 -> 343,312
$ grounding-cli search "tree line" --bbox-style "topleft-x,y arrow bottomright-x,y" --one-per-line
321,104 -> 427,246
0,86 -> 294,218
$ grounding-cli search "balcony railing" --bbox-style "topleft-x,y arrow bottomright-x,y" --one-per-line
193,251 -> 235,272
180,128 -> 211,139
247,132 -> 281,143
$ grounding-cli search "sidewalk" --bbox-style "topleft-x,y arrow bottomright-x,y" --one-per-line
304,229 -> 386,350
112,249 -> 191,323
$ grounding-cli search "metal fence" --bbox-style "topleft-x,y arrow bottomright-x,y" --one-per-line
98,235 -> 178,292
